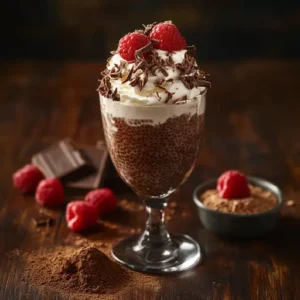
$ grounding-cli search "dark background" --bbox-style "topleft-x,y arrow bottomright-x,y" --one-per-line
1,0 -> 300,62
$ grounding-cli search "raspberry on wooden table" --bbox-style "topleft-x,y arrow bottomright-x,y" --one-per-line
35,178 -> 64,206
85,188 -> 117,216
66,201 -> 98,232
149,22 -> 186,51
118,32 -> 150,62
13,164 -> 44,194
217,170 -> 250,199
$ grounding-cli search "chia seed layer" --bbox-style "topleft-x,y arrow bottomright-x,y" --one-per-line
102,112 -> 204,197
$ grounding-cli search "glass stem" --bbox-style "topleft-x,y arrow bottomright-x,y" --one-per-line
137,198 -> 173,253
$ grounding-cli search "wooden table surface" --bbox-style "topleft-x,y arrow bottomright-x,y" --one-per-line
1,59 -> 300,300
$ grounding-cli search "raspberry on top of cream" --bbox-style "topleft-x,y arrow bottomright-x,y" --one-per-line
98,21 -> 210,105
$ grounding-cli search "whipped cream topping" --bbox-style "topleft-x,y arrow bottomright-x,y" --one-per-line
100,94 -> 206,126
98,21 -> 210,105
99,51 -> 210,105
105,50 -> 204,105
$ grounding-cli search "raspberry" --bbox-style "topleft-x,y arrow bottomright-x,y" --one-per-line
66,201 -> 98,232
149,22 -> 186,51
118,32 -> 150,62
85,188 -> 117,216
13,164 -> 44,194
35,178 -> 64,206
217,170 -> 250,199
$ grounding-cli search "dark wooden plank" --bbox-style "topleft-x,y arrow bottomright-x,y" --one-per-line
0,60 -> 300,299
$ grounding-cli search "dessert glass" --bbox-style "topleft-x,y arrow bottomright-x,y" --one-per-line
100,92 -> 206,273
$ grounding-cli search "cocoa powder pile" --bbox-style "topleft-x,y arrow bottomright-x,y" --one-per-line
22,246 -> 158,299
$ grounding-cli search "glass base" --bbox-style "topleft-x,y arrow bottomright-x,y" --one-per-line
111,233 -> 201,273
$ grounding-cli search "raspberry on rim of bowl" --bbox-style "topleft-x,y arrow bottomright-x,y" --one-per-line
217,170 -> 251,200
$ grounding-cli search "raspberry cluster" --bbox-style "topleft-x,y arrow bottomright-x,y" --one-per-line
66,188 -> 117,232
118,22 -> 187,62
13,165 -> 117,232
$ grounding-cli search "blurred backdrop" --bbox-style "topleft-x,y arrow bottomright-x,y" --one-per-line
1,0 -> 300,62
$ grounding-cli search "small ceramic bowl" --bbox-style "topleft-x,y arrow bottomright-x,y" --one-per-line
193,176 -> 283,238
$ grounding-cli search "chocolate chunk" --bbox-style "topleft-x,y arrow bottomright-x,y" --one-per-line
66,142 -> 109,190
33,215 -> 56,227
32,138 -> 94,181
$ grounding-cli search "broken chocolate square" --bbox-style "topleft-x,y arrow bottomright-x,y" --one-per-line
32,138 -> 94,182
66,143 -> 109,190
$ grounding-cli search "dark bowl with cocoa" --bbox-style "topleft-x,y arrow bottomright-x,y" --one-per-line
193,171 -> 283,238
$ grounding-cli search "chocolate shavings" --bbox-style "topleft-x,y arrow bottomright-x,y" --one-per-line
122,66 -> 134,84
142,22 -> 157,36
135,42 -> 153,61
98,22 -> 211,102
33,216 -> 56,227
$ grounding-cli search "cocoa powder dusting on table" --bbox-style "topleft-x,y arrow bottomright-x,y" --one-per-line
119,198 -> 144,212
21,246 -> 159,300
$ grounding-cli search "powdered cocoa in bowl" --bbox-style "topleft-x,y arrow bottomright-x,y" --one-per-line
201,185 -> 278,215
193,177 -> 283,237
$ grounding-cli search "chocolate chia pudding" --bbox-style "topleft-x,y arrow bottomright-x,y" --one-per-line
96,21 -> 211,273
97,21 -> 210,198
101,99 -> 205,196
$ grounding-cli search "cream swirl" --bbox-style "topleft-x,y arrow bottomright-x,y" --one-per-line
105,49 -> 207,105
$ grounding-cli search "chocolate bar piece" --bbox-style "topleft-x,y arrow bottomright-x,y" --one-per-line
32,138 -> 93,181
66,143 -> 109,189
